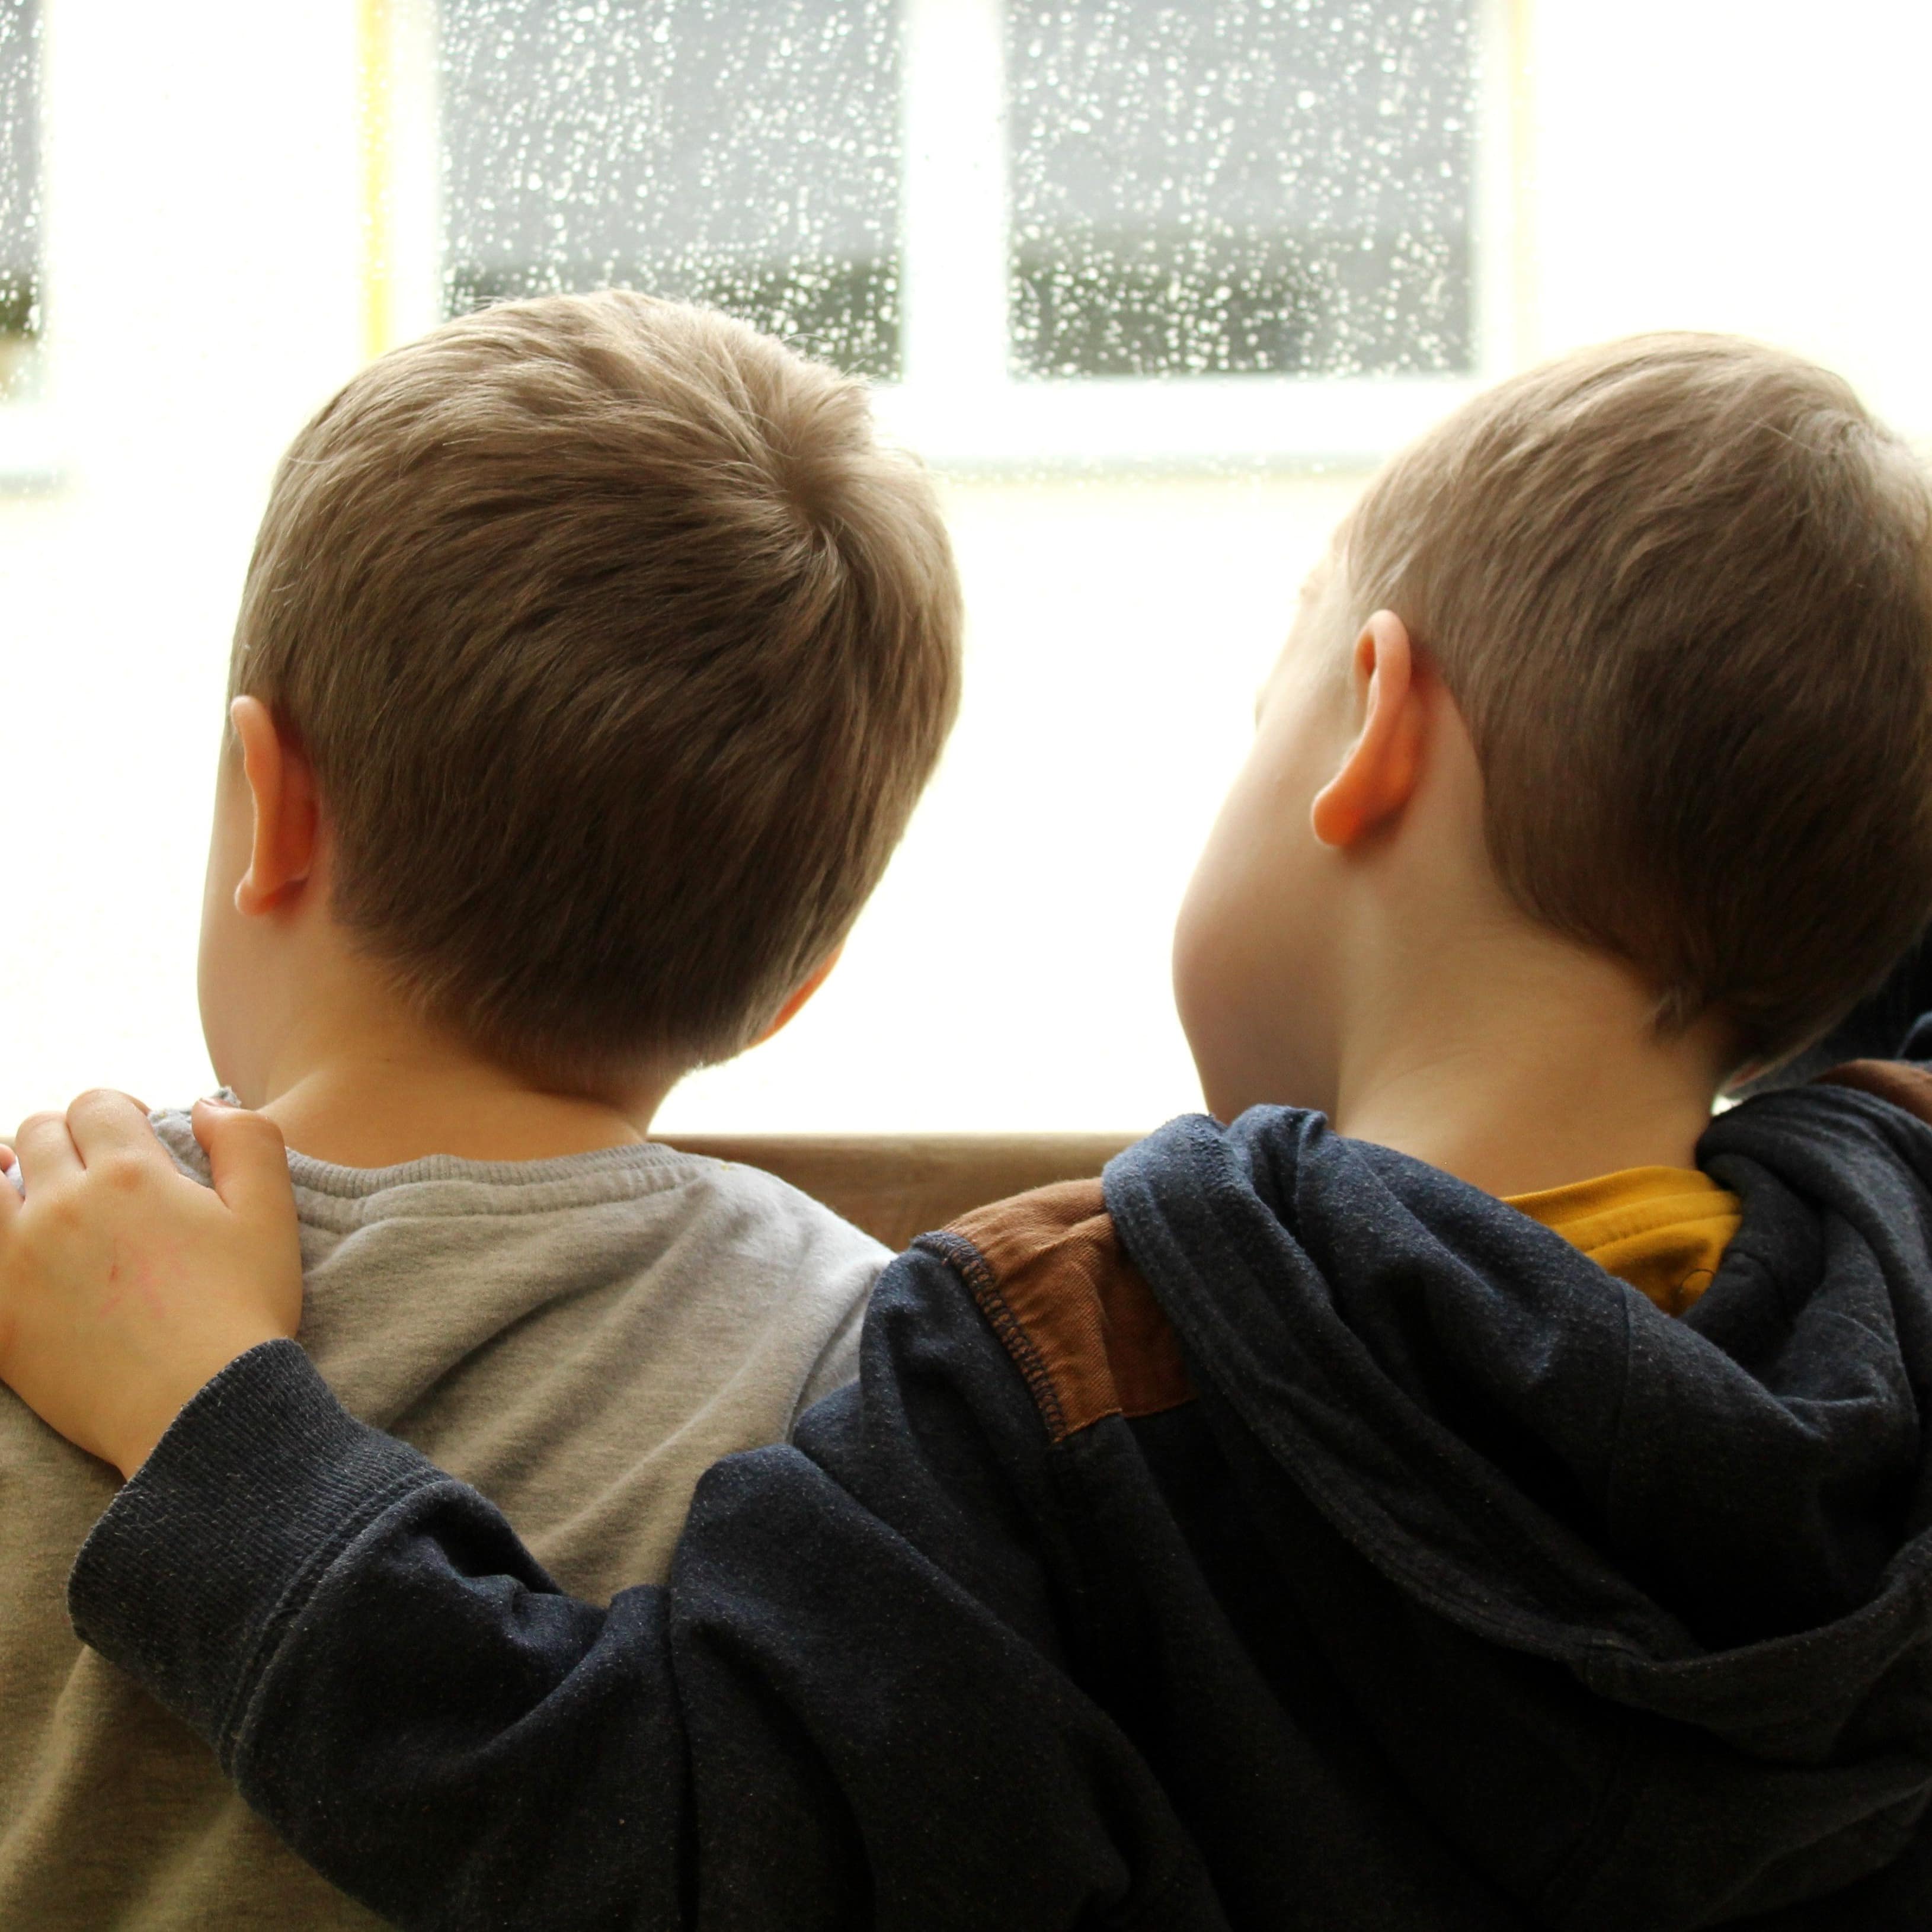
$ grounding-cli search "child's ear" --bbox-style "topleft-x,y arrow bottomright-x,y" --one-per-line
753,948 -> 844,1048
230,696 -> 321,918
1309,611 -> 1428,849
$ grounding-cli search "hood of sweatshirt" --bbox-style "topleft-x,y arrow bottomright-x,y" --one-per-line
1103,1074 -> 1932,1930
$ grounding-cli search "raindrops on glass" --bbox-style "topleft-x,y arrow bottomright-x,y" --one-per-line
440,0 -> 1473,385
441,0 -> 903,378
1007,0 -> 1474,379
0,0 -> 39,399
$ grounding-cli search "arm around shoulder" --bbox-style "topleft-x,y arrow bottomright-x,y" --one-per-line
69,1249 -> 1224,1932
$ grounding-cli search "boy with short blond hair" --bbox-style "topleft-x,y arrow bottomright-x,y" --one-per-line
233,290 -> 957,1081
1346,334 -> 1932,1054
0,289 -> 960,1928
9,333 -> 1932,1930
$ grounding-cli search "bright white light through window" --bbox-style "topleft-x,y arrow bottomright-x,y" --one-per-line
7,2 -> 1932,1134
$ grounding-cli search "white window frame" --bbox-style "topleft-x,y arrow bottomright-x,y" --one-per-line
391,0 -> 1521,472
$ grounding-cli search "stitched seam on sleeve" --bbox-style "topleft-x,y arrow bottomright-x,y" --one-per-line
919,1228 -> 1072,1443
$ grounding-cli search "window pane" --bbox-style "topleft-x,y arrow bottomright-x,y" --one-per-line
0,0 -> 39,394
1007,0 -> 1475,379
439,0 -> 903,378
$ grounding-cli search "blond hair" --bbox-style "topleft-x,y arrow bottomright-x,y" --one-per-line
1346,332 -> 1932,1062
232,292 -> 962,1082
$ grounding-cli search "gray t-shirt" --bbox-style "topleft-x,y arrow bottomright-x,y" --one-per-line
0,1111 -> 886,1929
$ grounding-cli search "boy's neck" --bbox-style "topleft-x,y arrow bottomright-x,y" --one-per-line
197,762 -> 683,1170
228,979 -> 673,1172
258,1063 -> 658,1172
1329,927 -> 1730,1200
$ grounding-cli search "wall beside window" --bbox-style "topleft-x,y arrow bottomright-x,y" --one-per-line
1,0 -> 1928,1133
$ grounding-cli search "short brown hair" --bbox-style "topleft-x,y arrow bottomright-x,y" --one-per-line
1345,332 -> 1932,1063
232,292 -> 961,1082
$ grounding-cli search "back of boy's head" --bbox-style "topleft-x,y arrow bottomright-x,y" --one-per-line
231,291 -> 962,1086
1345,332 -> 1932,1066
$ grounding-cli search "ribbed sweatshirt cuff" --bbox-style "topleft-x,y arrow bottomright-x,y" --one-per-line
68,1339 -> 439,1758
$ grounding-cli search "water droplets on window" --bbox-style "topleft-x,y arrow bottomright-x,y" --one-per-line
1007,0 -> 1474,379
437,0 -> 1476,395
439,0 -> 903,379
0,0 -> 40,399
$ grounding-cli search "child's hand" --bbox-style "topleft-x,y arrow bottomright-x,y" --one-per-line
0,1092 -> 302,1479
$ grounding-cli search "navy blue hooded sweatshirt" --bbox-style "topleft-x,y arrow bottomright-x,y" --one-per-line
65,1061 -> 1932,1930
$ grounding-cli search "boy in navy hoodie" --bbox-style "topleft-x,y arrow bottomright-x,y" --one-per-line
6,332 -> 1932,1930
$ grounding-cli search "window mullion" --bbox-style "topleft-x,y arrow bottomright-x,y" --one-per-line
897,0 -> 1007,402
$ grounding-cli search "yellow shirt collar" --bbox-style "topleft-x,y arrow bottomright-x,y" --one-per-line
1505,1166 -> 1741,1317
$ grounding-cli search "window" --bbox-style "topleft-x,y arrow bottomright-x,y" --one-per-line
430,0 -> 1492,464
0,0 -> 39,400
438,0 -> 904,379
1006,0 -> 1474,381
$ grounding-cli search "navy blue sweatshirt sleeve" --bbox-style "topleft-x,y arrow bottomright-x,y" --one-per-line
68,1249 -> 1225,1932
